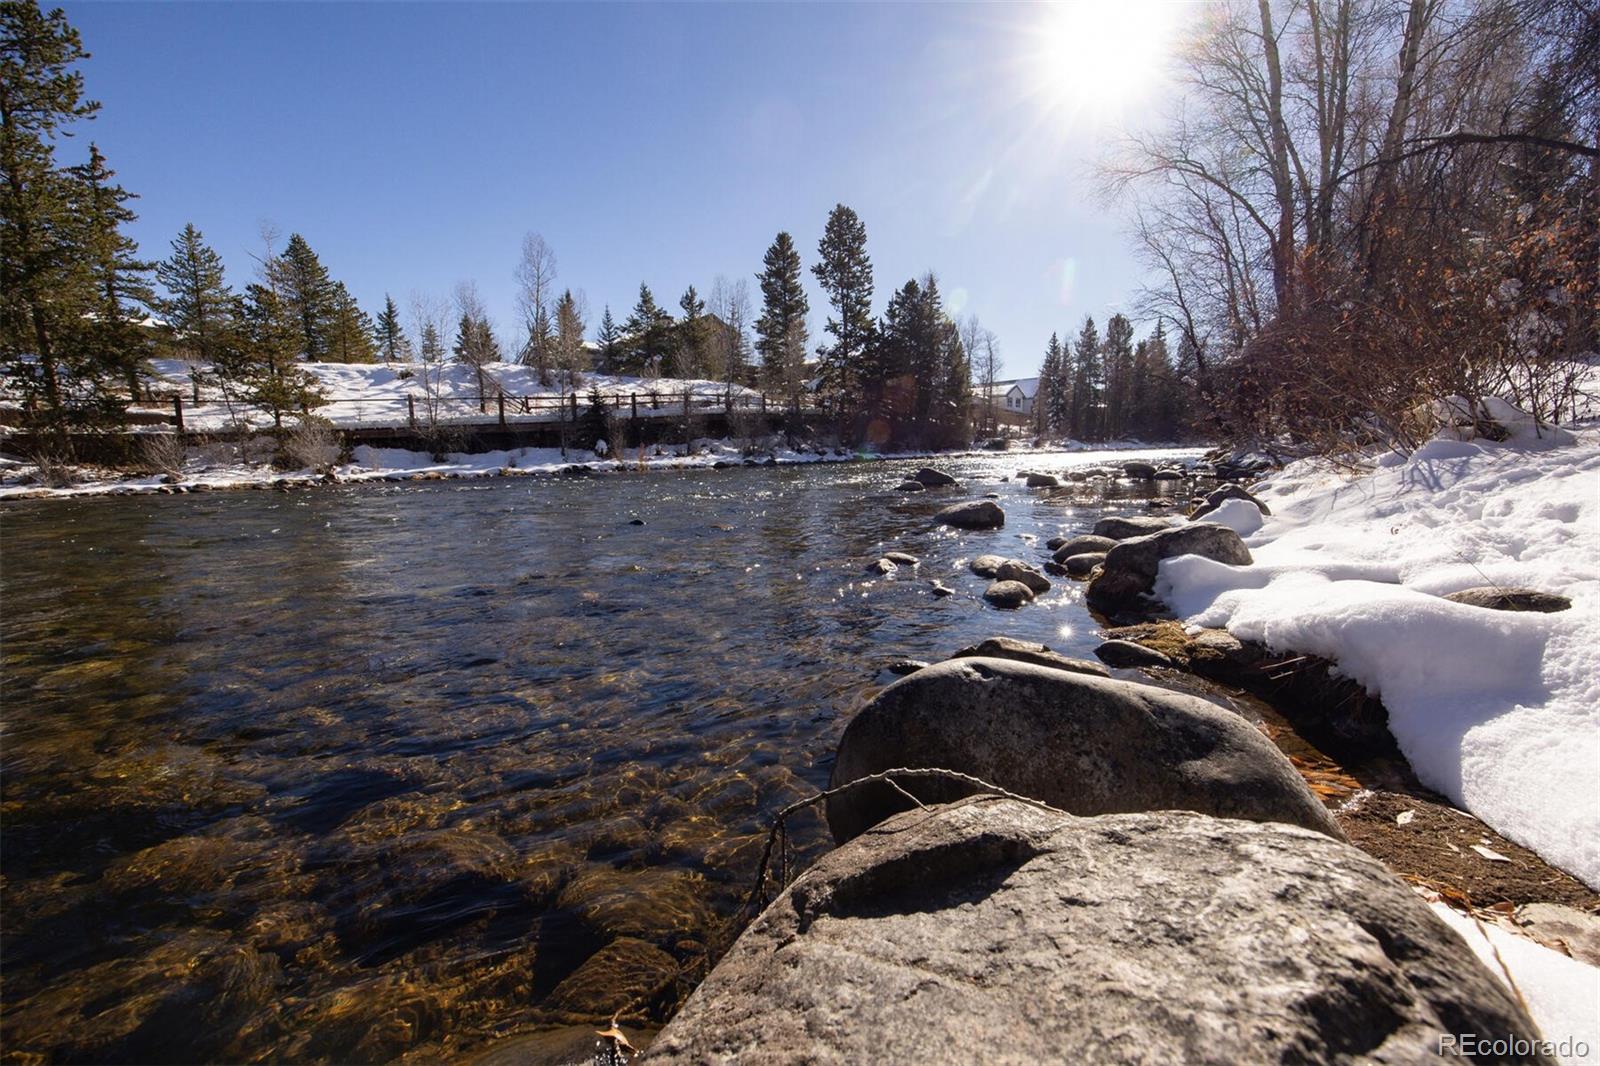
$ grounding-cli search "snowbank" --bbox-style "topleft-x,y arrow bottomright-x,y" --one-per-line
1156,429 -> 1600,888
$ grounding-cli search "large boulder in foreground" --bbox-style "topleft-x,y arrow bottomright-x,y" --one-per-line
825,657 -> 1340,844
935,499 -> 1004,530
644,797 -> 1547,1065
1087,522 -> 1251,618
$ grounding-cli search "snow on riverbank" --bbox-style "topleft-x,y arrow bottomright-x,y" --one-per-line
1157,425 -> 1600,889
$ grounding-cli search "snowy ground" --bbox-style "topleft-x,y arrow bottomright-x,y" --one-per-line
124,359 -> 765,432
1156,416 -> 1600,892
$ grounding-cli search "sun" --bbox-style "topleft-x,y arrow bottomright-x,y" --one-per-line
1022,1 -> 1180,123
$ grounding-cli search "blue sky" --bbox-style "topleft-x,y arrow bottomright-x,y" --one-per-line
60,2 -> 1181,379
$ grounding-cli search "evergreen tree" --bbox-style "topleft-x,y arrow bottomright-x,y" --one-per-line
596,305 -> 622,374
675,284 -> 707,379
935,314 -> 972,448
237,282 -> 325,428
375,293 -> 410,363
870,278 -> 919,432
326,282 -> 377,363
0,1 -> 117,442
553,289 -> 586,381
270,233 -> 336,361
1070,316 -> 1101,440
1101,313 -> 1136,439
577,385 -> 611,452
1038,333 -> 1063,435
418,321 -> 444,364
811,204 -> 874,424
622,283 -> 675,377
754,231 -> 808,407
67,142 -> 155,399
156,223 -> 234,366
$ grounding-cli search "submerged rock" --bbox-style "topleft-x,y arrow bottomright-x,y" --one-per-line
645,797 -> 1540,1066
950,636 -> 1107,678
936,500 -> 1004,530
1444,587 -> 1571,613
1087,523 -> 1252,617
981,580 -> 1034,609
825,656 -> 1341,843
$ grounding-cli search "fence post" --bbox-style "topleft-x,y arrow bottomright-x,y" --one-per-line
408,395 -> 416,428
191,376 -> 200,403
172,394 -> 185,436
570,392 -> 579,421
760,393 -> 767,415
631,393 -> 638,421
497,391 -> 507,428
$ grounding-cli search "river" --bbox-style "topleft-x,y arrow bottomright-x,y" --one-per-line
4,448 -> 1232,1063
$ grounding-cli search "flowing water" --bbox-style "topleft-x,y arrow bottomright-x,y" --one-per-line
0,448 -> 1303,1064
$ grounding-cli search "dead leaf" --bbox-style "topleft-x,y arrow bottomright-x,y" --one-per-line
596,1012 -> 638,1057
1396,809 -> 1415,825
1470,844 -> 1512,863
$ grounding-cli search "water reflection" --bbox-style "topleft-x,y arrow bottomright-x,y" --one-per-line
2,450 -> 1208,1063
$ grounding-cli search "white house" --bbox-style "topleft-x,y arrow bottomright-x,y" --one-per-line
980,377 -> 1038,416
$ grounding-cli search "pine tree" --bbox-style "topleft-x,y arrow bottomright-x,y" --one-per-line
1071,316 -> 1101,440
375,293 -> 410,363
67,142 -> 155,399
871,279 -> 919,432
622,283 -> 675,377
1101,313 -> 1136,439
326,282 -> 377,363
271,233 -> 336,361
755,231 -> 808,408
553,289 -> 586,382
156,223 -> 234,366
578,385 -> 611,452
1038,333 -> 1063,434
419,321 -> 444,364
0,1 -> 114,442
675,284 -> 707,379
237,282 -> 325,428
812,204 -> 874,424
596,305 -> 622,374
936,315 -> 972,448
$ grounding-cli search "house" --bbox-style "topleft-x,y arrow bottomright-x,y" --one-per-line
975,377 -> 1039,428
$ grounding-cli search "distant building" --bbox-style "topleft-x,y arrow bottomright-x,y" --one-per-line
975,376 -> 1039,429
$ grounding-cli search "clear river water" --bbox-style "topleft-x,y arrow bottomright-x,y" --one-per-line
2,447 -> 1325,1064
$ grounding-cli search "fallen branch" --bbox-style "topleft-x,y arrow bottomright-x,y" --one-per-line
742,767 -> 1063,915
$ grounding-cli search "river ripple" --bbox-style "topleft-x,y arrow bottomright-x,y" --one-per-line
1,449 -> 1205,1063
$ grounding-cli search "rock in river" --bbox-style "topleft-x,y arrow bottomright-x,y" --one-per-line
994,559 -> 1050,593
981,580 -> 1034,609
1094,639 -> 1174,669
643,797 -> 1542,1065
936,500 -> 1004,530
1087,522 -> 1251,617
825,656 -> 1341,844
950,635 -> 1107,678
1024,472 -> 1059,488
912,466 -> 958,487
1064,551 -> 1105,577
865,557 -> 898,575
1191,483 -> 1271,520
894,480 -> 925,492
884,551 -> 919,566
1051,533 -> 1116,562
1092,514 -> 1176,540
968,554 -> 1007,578
1122,460 -> 1157,479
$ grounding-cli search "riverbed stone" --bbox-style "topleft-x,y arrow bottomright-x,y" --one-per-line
981,580 -> 1034,608
544,936 -> 681,1020
994,559 -> 1051,593
1051,533 -> 1116,562
1191,483 -> 1271,519
951,636 -> 1107,678
1443,586 -> 1572,613
1094,639 -> 1174,669
968,554 -> 1006,578
1087,522 -> 1252,617
884,551 -> 919,566
1092,514 -> 1176,540
865,557 -> 898,575
1024,472 -> 1059,488
929,582 -> 955,598
936,500 -> 1004,529
825,657 -> 1342,843
1153,468 -> 1183,480
644,797 -> 1541,1066
893,480 -> 925,492
1122,461 -> 1157,479
1064,551 -> 1106,577
912,466 -> 958,487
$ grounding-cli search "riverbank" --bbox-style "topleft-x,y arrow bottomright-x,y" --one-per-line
0,439 -> 1209,502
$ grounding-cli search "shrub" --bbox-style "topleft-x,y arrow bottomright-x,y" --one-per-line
279,416 -> 341,473
140,433 -> 188,480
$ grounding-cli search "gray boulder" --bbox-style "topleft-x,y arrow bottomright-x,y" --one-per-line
1092,514 -> 1176,540
644,798 -> 1545,1066
982,580 -> 1034,608
1444,586 -> 1571,613
1087,522 -> 1251,617
826,657 -> 1341,844
913,466 -> 958,487
969,553 -> 1007,577
936,500 -> 1004,530
994,559 -> 1051,593
1122,461 -> 1157,479
1064,551 -> 1106,577
950,636 -> 1107,678
1052,534 -> 1116,562
1192,483 -> 1272,520
1095,639 -> 1174,669
1024,472 -> 1060,488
